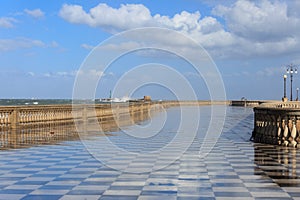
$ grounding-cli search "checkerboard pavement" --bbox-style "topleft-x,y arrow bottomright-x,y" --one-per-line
0,106 -> 300,199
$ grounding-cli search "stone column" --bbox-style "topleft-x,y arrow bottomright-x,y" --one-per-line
10,108 -> 19,148
10,108 -> 19,130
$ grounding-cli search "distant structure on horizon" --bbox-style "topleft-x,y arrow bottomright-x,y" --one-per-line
98,95 -> 151,103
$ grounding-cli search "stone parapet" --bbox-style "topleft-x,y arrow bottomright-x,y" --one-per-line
253,102 -> 300,147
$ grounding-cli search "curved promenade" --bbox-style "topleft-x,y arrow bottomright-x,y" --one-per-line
0,100 -> 261,149
253,101 -> 300,147
0,100 -> 232,131
0,100 -> 227,149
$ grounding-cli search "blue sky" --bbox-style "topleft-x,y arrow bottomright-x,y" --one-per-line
1,0 -> 300,100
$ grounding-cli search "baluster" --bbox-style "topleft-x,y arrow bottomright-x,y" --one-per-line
0,113 -> 3,127
290,118 -> 298,147
271,118 -> 277,144
283,118 -> 289,146
277,120 -> 282,145
6,112 -> 10,127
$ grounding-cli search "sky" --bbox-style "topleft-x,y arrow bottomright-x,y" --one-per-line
1,0 -> 300,100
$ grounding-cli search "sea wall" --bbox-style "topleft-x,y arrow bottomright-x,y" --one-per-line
230,100 -> 265,107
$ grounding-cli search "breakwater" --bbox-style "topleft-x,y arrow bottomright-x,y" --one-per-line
230,100 -> 265,107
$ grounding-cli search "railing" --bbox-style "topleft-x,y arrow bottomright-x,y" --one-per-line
0,100 -> 240,131
253,102 -> 300,147
0,102 -> 158,149
0,100 -> 253,149
0,103 -> 157,131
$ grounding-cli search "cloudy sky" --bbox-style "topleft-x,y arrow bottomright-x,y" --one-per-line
1,0 -> 300,100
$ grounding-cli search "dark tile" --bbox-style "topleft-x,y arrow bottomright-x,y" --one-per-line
15,181 -> 49,185
141,190 -> 177,195
0,189 -> 34,194
288,192 -> 300,197
100,195 -> 138,200
80,181 -> 113,186
178,197 -> 215,200
212,183 -> 245,187
39,185 -> 74,190
247,187 -> 282,192
109,186 -> 143,190
67,189 -> 104,195
53,178 -> 84,181
21,195 -> 62,200
214,192 -> 252,197
255,198 -> 291,200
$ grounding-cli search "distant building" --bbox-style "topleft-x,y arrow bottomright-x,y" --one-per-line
144,96 -> 151,101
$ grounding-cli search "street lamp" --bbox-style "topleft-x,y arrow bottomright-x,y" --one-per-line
282,74 -> 287,102
297,88 -> 299,101
286,64 -> 298,101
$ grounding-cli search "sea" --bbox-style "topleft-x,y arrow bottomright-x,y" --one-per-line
0,99 -> 107,106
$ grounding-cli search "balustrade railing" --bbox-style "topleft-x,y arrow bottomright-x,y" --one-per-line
253,102 -> 300,147
0,103 -> 156,131
0,100 -> 241,149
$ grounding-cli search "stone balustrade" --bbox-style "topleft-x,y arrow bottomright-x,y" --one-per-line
0,100 -> 242,131
0,102 -> 156,131
253,102 -> 300,147
0,100 -> 252,149
0,102 -> 158,149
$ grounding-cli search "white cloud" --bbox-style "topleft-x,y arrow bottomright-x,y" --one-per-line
24,8 -> 44,19
43,73 -> 51,78
287,1 -> 300,17
57,3 -> 236,58
59,3 -> 223,35
42,71 -> 77,78
256,66 -> 285,76
0,38 -> 45,52
49,41 -> 59,48
0,38 -> 61,52
27,72 -> 35,77
59,4 -> 154,32
0,17 -> 17,28
81,43 -> 95,50
59,1 -> 300,59
210,0 -> 300,58
213,0 -> 298,42
97,41 -> 140,51
56,71 -> 77,77
77,69 -> 104,77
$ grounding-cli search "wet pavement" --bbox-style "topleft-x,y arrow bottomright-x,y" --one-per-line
0,106 -> 300,199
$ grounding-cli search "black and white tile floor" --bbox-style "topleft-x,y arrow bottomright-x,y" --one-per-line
0,107 -> 300,200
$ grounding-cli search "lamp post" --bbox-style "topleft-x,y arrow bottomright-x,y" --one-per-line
287,64 -> 298,101
283,74 -> 287,102
297,88 -> 299,101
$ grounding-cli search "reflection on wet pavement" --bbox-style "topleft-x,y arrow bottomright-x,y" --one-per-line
0,109 -> 154,150
0,106 -> 299,199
